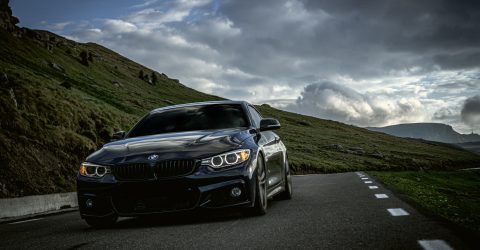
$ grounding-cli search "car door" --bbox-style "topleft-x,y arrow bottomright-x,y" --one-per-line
247,106 -> 283,189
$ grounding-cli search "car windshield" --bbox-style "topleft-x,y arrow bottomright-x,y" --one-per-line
128,104 -> 249,137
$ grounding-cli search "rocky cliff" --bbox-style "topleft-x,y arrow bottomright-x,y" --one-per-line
0,0 -> 18,32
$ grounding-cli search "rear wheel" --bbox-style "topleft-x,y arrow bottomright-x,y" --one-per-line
85,214 -> 118,228
278,158 -> 292,200
251,155 -> 267,216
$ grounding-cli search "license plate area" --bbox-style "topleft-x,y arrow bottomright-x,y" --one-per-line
111,182 -> 199,214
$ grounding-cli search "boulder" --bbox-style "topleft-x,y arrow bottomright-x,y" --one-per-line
49,62 -> 64,72
9,88 -> 17,108
348,147 -> 365,155
324,144 -> 344,151
112,80 -> 121,88
369,150 -> 384,159
163,99 -> 175,105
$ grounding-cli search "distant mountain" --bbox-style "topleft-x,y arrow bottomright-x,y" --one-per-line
367,123 -> 480,143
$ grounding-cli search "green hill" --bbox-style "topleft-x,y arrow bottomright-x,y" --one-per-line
1,5 -> 479,198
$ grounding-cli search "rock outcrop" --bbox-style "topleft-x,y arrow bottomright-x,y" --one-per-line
0,0 -> 19,32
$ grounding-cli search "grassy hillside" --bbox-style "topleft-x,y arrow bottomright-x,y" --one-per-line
0,29 -> 221,197
1,26 -> 479,198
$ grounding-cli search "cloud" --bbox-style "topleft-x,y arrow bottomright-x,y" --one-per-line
125,0 -> 212,28
46,0 -> 480,132
461,95 -> 480,130
103,19 -> 137,33
433,107 -> 457,120
217,0 -> 480,79
131,0 -> 159,9
44,21 -> 72,31
286,82 -> 425,127
260,99 -> 296,108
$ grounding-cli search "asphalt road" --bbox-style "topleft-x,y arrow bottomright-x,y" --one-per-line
0,173 -> 471,250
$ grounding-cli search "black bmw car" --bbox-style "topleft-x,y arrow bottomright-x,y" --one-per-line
77,101 -> 292,227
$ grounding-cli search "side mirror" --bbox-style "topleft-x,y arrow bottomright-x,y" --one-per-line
111,131 -> 126,141
259,118 -> 281,131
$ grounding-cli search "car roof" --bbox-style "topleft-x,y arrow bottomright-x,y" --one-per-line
150,100 -> 251,114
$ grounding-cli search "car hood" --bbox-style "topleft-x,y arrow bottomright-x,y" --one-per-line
86,128 -> 253,165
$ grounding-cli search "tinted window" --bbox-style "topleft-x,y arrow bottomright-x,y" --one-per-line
248,106 -> 263,128
128,104 -> 248,137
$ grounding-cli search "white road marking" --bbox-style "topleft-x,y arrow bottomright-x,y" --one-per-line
9,218 -> 43,224
368,186 -> 378,189
375,194 -> 389,199
361,177 -> 369,180
418,240 -> 452,250
364,181 -> 373,184
387,208 -> 409,216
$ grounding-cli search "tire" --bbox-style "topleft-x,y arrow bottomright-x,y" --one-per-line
278,158 -> 292,200
251,155 -> 267,216
85,214 -> 118,228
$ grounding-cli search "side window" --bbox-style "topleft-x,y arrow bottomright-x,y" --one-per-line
248,106 -> 263,128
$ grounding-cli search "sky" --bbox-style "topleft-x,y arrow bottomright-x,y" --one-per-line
10,0 -> 480,133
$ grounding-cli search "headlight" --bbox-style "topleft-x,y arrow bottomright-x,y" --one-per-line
202,149 -> 250,169
79,162 -> 111,178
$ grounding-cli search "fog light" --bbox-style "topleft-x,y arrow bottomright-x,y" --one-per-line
230,187 -> 242,197
85,199 -> 93,208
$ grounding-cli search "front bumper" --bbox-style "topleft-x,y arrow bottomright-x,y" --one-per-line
76,162 -> 256,218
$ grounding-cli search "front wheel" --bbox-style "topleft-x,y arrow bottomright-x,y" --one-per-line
251,155 -> 267,216
84,214 -> 118,228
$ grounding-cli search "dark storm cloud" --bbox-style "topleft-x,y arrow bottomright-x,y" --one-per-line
461,95 -> 480,128
213,0 -> 480,78
433,51 -> 480,70
303,0 -> 480,51
38,0 -> 480,130
63,0 -> 480,89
